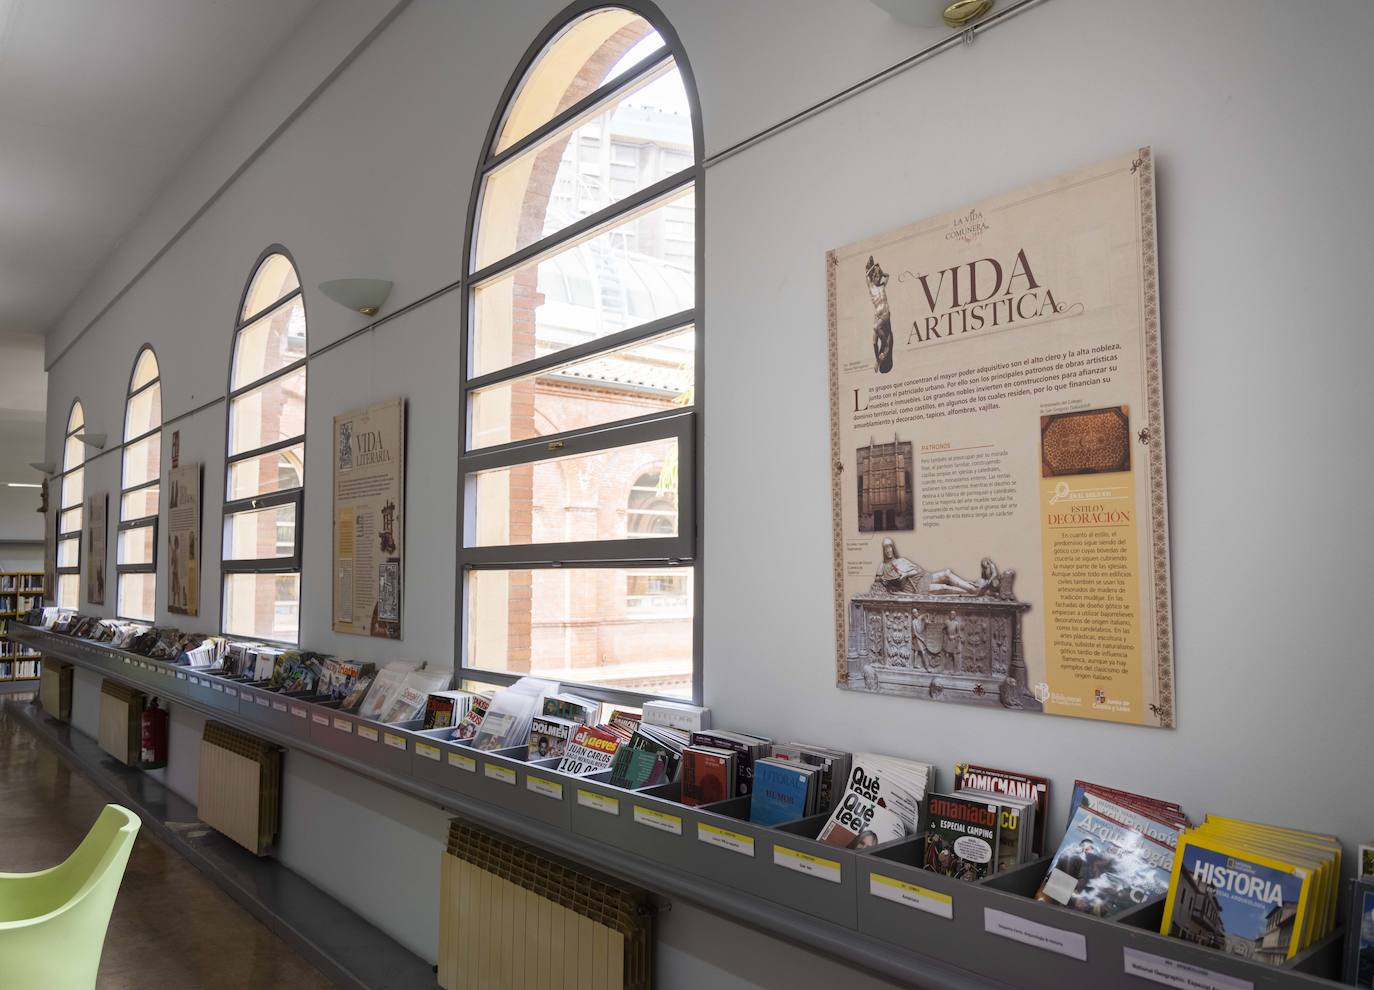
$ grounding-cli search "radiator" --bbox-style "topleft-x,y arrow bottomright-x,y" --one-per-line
39,659 -> 72,722
97,680 -> 144,766
197,721 -> 281,856
438,821 -> 652,990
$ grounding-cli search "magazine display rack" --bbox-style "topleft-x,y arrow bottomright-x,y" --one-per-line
12,623 -> 1347,990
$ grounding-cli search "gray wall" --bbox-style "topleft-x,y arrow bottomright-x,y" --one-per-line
41,0 -> 1374,983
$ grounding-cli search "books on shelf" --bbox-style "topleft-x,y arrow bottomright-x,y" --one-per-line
955,762 -> 1051,856
1162,817 -> 1340,966
750,757 -> 820,826
769,743 -> 851,815
557,724 -> 623,776
470,678 -> 559,752
542,693 -> 599,726
424,690 -> 475,730
817,753 -> 934,850
642,699 -> 711,733
952,789 -> 1037,876
680,745 -> 735,806
451,693 -> 492,741
689,728 -> 770,797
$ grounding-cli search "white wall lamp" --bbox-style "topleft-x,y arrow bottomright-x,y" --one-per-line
870,0 -> 994,27
28,461 -> 56,475
75,432 -> 107,450
319,278 -> 394,318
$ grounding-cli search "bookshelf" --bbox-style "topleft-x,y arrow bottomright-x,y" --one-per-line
0,571 -> 45,682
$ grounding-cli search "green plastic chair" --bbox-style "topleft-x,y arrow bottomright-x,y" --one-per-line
0,804 -> 141,989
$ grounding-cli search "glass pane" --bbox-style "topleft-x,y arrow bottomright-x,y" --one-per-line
228,367 -> 306,456
67,401 -> 85,434
58,574 -> 79,609
60,506 -> 82,535
223,502 -> 297,561
118,572 -> 156,622
468,436 -> 677,547
241,253 -> 300,322
472,189 -> 693,376
224,571 -> 299,643
61,468 -> 84,510
477,61 -> 693,270
466,565 -> 692,699
495,10 -> 662,155
57,536 -> 80,569
131,349 -> 159,391
121,485 -> 160,521
231,294 -> 307,390
64,433 -> 85,471
122,432 -> 161,489
469,326 -> 693,450
125,381 -> 161,439
227,443 -> 305,501
118,524 -> 155,566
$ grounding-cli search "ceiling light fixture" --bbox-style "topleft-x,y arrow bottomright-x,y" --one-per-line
319,278 -> 394,318
868,0 -> 995,28
7,482 -> 41,488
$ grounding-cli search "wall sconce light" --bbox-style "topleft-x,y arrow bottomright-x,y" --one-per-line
869,0 -> 994,28
28,461 -> 56,475
75,432 -> 107,450
319,278 -> 394,318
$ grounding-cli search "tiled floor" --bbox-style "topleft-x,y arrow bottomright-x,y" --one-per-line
0,696 -> 334,989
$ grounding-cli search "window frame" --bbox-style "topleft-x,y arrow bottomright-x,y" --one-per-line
457,1 -> 704,707
222,244 -> 307,645
116,345 -> 161,621
56,398 -> 86,608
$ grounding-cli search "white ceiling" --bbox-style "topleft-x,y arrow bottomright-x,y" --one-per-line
0,0 -> 317,530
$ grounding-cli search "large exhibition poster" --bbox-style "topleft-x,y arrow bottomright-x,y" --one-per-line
333,398 -> 405,639
85,493 -> 106,605
167,463 -> 201,616
827,148 -> 1174,728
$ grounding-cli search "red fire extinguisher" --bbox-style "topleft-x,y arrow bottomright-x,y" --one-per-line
141,697 -> 168,769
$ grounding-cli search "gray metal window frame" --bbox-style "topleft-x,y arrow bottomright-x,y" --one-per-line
222,245 -> 307,645
55,398 -> 86,599
116,344 -> 161,620
457,0 -> 705,708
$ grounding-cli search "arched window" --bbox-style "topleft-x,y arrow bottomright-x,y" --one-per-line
223,248 -> 307,642
460,5 -> 701,701
116,347 -> 161,620
55,400 -> 86,608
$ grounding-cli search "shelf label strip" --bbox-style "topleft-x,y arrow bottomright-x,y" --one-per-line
983,908 -> 1086,961
868,873 -> 953,919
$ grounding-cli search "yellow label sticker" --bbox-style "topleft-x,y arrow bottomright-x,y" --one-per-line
526,776 -> 563,800
697,822 -> 755,856
773,846 -> 842,883
383,733 -> 406,750
290,706 -> 308,719
416,742 -> 440,761
448,752 -> 477,772
356,725 -> 379,741
272,701 -> 287,712
211,683 -> 224,692
869,873 -> 954,919
255,696 -> 270,708
633,806 -> 683,835
332,717 -> 352,732
576,789 -> 620,815
311,712 -> 330,725
485,764 -> 517,785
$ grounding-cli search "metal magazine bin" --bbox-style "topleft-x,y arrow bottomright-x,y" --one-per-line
408,730 -> 484,799
571,779 -> 697,872
678,795 -> 772,895
759,813 -> 859,928
237,681 -> 275,725
432,739 -> 572,830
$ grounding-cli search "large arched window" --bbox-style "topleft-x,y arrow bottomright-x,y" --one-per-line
222,249 -> 307,643
55,400 -> 86,608
460,5 -> 701,702
116,347 -> 161,620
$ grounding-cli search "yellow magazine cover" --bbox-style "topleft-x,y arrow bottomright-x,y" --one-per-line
1199,818 -> 1338,941
1161,832 -> 1312,965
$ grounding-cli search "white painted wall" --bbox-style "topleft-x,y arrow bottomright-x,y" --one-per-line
40,0 -> 1374,982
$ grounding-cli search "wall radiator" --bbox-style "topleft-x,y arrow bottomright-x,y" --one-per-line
97,679 -> 144,765
197,721 -> 281,856
438,820 -> 653,990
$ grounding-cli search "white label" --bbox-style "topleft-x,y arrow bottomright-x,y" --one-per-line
333,717 -> 352,733
383,733 -> 406,750
526,776 -> 563,800
272,701 -> 287,712
176,672 -> 187,680
416,742 -> 440,761
697,822 -> 755,857
211,683 -> 224,692
290,706 -> 307,719
868,874 -> 954,920
576,789 -> 619,815
190,676 -> 201,685
311,712 -> 330,725
633,806 -> 683,835
983,908 -> 1087,961
1122,948 -> 1252,990
448,752 -> 476,772
485,764 -> 516,785
773,846 -> 842,883
123,657 -> 131,664
225,687 -> 238,697
255,697 -> 270,708
356,725 -> 378,741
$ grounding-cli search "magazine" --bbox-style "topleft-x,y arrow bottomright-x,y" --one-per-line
924,793 -> 1001,881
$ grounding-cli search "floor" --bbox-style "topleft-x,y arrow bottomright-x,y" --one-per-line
0,696 -> 335,989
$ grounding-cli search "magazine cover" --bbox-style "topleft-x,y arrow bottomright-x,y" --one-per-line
558,726 -> 621,775
818,769 -> 908,849
1036,801 -> 1175,916
452,695 -> 490,741
955,762 -> 1050,854
1345,882 -> 1374,988
1162,837 -> 1311,964
681,747 -> 734,806
527,715 -> 576,760
750,759 -> 814,827
924,793 -> 1000,881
